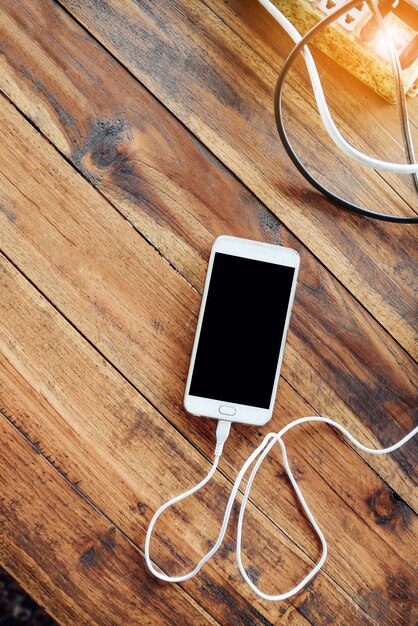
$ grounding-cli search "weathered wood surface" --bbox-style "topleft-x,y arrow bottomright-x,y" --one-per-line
1,0 -> 416,501
0,0 -> 417,624
58,0 -> 418,359
0,413 -> 215,626
0,90 -> 416,625
1,253 -> 383,626
1,222 -> 416,624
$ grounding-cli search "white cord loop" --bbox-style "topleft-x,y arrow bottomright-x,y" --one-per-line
145,416 -> 417,601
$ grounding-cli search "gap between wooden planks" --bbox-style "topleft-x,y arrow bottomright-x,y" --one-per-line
0,97 -> 416,623
56,0 -> 418,357
0,252 -> 410,626
0,0 -> 416,505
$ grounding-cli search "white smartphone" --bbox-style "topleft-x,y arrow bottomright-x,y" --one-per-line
184,236 -> 299,426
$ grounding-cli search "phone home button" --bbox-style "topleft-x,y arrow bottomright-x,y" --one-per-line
219,406 -> 236,416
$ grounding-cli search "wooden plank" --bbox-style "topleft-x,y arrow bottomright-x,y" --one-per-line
0,0 -> 416,509
0,255 -> 382,625
0,141 -> 416,623
0,420 -> 215,626
55,0 -> 418,358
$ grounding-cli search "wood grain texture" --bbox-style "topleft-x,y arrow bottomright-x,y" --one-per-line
0,0 -> 416,505
0,96 -> 416,624
56,0 -> 418,358
0,256 -> 381,626
1,247 -> 415,626
0,0 -> 417,623
0,418 -> 214,626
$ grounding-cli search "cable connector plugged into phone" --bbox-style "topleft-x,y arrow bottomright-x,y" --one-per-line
215,420 -> 232,457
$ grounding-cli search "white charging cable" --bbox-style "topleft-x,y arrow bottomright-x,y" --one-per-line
257,0 -> 418,174
145,416 -> 417,600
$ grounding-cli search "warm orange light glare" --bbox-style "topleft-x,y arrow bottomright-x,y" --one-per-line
371,13 -> 415,62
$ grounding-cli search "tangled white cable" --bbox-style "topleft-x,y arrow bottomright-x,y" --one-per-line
145,416 -> 417,601
257,0 -> 418,174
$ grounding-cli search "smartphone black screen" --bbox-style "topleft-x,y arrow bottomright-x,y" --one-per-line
189,252 -> 295,408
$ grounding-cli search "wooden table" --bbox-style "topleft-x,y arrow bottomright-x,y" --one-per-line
0,1 -> 417,624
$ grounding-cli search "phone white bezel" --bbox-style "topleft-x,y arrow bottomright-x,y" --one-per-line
183,235 -> 300,426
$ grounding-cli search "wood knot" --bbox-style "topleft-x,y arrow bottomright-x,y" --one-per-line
72,116 -> 131,180
93,145 -> 119,167
366,488 -> 409,529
